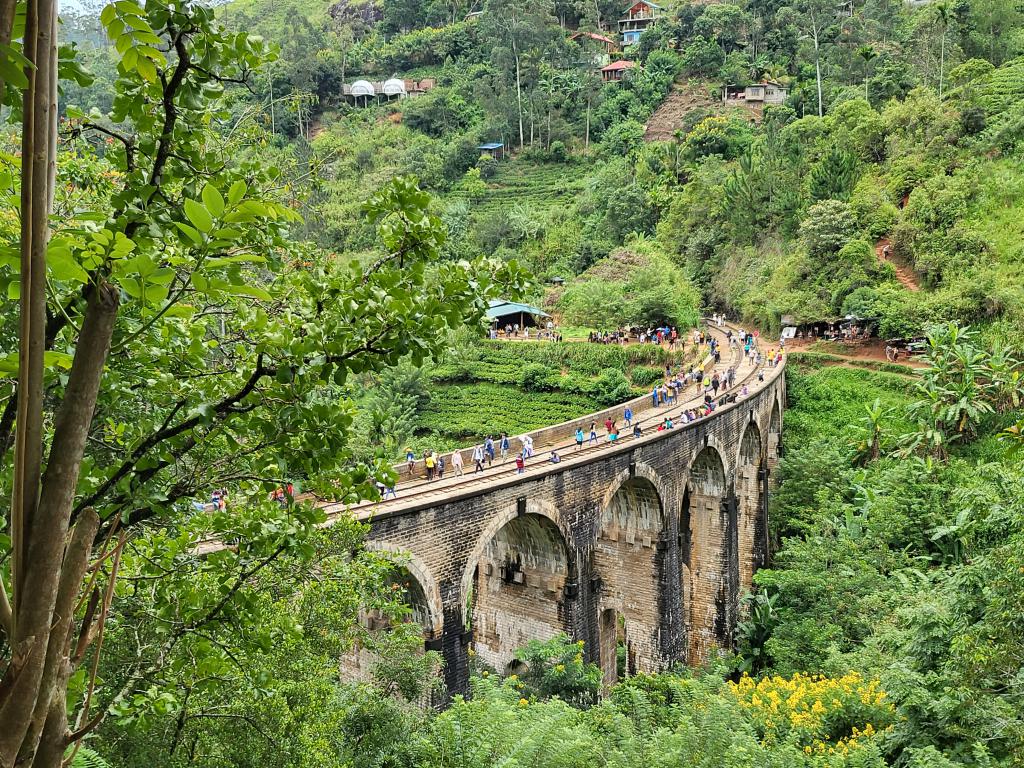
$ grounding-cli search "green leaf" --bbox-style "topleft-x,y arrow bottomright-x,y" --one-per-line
0,42 -> 30,90
227,180 -> 247,206
174,221 -> 203,245
184,199 -> 213,233
202,184 -> 225,217
220,283 -> 273,301
47,243 -> 89,283
137,56 -> 157,84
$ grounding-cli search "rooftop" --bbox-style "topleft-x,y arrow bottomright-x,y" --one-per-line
485,300 -> 551,320
602,60 -> 638,72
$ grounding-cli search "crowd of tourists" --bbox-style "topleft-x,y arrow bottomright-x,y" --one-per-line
586,326 -> 681,348
384,319 -> 778,495
491,321 -> 563,342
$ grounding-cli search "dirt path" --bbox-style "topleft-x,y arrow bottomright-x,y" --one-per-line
875,237 -> 920,292
644,80 -> 764,141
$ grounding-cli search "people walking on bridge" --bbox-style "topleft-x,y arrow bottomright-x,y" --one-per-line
451,449 -> 464,476
437,454 -> 446,479
651,386 -> 659,408
624,406 -> 633,427
711,372 -> 721,396
500,433 -> 510,463
575,427 -> 584,451
633,423 -> 642,438
484,436 -> 495,465
424,450 -> 436,480
406,447 -> 416,478
604,416 -> 614,435
515,453 -> 526,474
472,444 -> 485,473
589,421 -> 598,445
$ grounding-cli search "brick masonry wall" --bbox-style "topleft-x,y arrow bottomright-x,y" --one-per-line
361,372 -> 786,697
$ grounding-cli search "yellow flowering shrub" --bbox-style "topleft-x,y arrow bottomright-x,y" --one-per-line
728,672 -> 896,756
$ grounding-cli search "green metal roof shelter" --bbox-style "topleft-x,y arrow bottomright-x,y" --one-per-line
486,299 -> 550,328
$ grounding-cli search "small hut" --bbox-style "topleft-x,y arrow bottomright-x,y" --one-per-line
486,299 -> 550,329
477,142 -> 506,160
382,78 -> 407,99
601,59 -> 637,82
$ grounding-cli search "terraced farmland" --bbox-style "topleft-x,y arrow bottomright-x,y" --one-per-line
452,160 -> 592,215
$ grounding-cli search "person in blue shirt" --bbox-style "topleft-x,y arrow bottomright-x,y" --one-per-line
484,436 -> 495,466
624,406 -> 633,426
651,386 -> 659,407
575,427 -> 584,451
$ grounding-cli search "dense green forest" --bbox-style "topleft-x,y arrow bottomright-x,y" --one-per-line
1,0 -> 1024,766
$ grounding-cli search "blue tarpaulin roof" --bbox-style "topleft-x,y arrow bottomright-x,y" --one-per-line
485,300 -> 550,320
478,142 -> 505,150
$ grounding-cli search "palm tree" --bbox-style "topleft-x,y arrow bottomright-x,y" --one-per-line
933,1 -> 952,98
857,44 -> 878,101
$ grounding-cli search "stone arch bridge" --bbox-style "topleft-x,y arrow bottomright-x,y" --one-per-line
342,359 -> 786,697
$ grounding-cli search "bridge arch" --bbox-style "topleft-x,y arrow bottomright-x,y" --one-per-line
364,542 -> 444,639
680,443 -> 732,664
766,396 -> 782,458
460,499 -> 576,673
735,419 -> 764,599
595,467 -> 670,686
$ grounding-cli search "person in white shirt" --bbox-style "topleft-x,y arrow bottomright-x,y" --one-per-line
451,450 -> 464,476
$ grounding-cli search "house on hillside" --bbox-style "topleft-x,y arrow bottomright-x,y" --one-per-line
342,78 -> 436,106
619,1 -> 663,46
722,81 -> 788,106
569,30 -> 619,66
601,59 -> 637,82
477,142 -> 506,160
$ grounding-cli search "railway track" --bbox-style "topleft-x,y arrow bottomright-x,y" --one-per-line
323,321 -> 777,522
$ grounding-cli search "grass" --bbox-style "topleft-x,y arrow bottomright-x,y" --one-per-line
787,352 -> 919,377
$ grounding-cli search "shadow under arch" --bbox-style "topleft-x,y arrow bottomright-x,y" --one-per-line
460,500 -> 576,673
364,541 -> 445,639
595,469 -> 669,686
681,443 -> 732,665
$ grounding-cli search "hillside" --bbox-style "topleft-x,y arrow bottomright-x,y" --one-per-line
18,0 -> 1024,766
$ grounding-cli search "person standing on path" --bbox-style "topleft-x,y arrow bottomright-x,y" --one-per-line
589,421 -> 598,445
424,450 -> 436,481
522,433 -> 535,459
406,447 -> 415,478
484,435 -> 495,466
472,444 -> 485,473
575,427 -> 585,451
437,454 -> 445,479
624,406 -> 633,427
500,433 -> 510,463
451,449 -> 464,476
515,453 -> 526,474
651,386 -> 659,408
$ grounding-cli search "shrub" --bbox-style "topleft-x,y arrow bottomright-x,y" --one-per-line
588,368 -> 634,405
476,154 -> 498,179
519,363 -> 560,392
549,140 -> 568,163
630,365 -> 664,387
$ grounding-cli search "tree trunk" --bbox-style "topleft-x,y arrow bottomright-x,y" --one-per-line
585,95 -> 591,157
939,28 -> 946,98
813,22 -> 823,117
514,49 -> 524,150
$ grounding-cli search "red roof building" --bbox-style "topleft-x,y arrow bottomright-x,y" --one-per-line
601,59 -> 637,82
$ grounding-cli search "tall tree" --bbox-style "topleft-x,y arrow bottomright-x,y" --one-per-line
0,1 -> 524,765
482,0 -> 556,150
